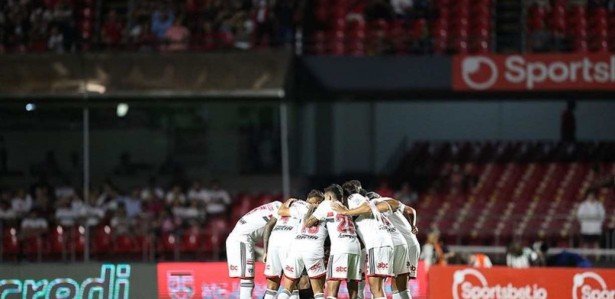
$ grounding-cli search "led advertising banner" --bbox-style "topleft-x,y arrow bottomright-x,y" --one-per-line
453,53 -> 615,91
157,261 -> 427,299
428,265 -> 615,299
0,263 -> 157,299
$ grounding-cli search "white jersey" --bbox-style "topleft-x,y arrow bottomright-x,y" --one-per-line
389,207 -> 420,249
347,194 -> 394,249
373,199 -> 408,247
292,203 -> 328,257
268,201 -> 309,249
312,200 -> 361,255
230,201 -> 282,240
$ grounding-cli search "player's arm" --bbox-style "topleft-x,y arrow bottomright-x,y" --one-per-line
332,200 -> 394,216
303,204 -> 319,227
262,216 -> 278,262
278,198 -> 298,217
403,205 -> 418,234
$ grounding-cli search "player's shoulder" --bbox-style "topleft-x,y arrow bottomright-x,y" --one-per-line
270,201 -> 282,209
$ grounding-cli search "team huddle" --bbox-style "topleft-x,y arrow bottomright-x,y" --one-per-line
225,180 -> 420,299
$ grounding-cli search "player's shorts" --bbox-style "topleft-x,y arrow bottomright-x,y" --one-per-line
406,237 -> 421,278
326,253 -> 361,281
392,244 -> 410,276
283,250 -> 326,279
264,246 -> 289,278
365,246 -> 394,277
225,235 -> 255,278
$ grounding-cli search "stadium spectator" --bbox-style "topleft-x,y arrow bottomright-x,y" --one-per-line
576,190 -> 605,248
47,25 -> 65,53
204,180 -> 231,216
118,189 -> 143,218
0,199 -> 16,221
187,180 -> 208,203
166,184 -> 186,205
110,205 -> 132,237
141,177 -> 165,201
163,18 -> 190,51
101,10 -> 123,48
55,196 -> 78,226
468,253 -> 493,268
151,7 -> 175,39
11,188 -> 33,217
55,179 -> 75,199
506,241 -> 538,268
421,231 -> 451,268
79,193 -> 105,226
20,210 -> 49,238
391,0 -> 413,18
561,101 -> 576,142
546,250 -> 593,268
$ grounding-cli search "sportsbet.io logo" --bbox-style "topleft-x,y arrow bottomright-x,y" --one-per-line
572,272 -> 615,299
452,268 -> 547,299
0,264 -> 130,299
461,56 -> 499,90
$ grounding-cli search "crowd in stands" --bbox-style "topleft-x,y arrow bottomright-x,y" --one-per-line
0,178 -> 231,245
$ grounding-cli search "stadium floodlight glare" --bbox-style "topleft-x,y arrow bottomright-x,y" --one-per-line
25,103 -> 36,111
117,103 -> 129,117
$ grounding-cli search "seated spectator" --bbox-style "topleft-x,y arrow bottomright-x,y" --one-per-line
76,192 -> 106,226
395,182 -> 418,205
165,184 -> 186,205
172,200 -> 201,222
0,200 -> 16,221
204,180 -> 231,216
55,179 -> 75,199
151,8 -> 174,39
20,210 -> 49,238
187,180 -> 208,203
55,196 -> 78,226
163,18 -> 190,51
421,231 -> 451,268
47,26 -> 65,53
141,177 -> 165,201
102,9 -> 123,48
118,188 -> 142,218
157,208 -> 179,235
110,205 -> 132,237
11,188 -> 33,216
576,190 -> 605,249
391,0 -> 413,18
506,241 -> 538,268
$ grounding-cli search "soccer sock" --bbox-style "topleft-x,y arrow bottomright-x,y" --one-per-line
405,289 -> 412,299
277,289 -> 291,299
357,281 -> 365,299
289,290 -> 300,299
239,279 -> 253,299
393,292 -> 402,299
264,289 -> 277,299
314,293 -> 325,299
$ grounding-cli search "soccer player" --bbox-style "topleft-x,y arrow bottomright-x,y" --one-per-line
278,190 -> 327,299
342,180 -> 399,299
226,200 -> 282,299
262,196 -> 312,299
303,184 -> 362,299
334,191 -> 419,299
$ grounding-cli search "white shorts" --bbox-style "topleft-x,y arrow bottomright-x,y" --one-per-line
366,246 -> 394,277
407,237 -> 420,278
264,246 -> 289,278
392,244 -> 410,276
326,253 -> 362,281
226,235 -> 255,278
283,250 -> 326,279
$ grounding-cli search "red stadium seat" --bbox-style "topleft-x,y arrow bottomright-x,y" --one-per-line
2,227 -> 20,259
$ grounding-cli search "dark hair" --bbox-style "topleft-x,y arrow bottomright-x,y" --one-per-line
307,189 -> 324,201
366,191 -> 380,200
342,180 -> 362,196
324,184 -> 343,201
